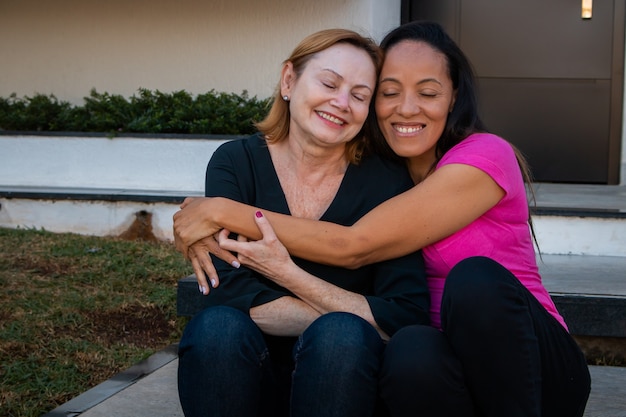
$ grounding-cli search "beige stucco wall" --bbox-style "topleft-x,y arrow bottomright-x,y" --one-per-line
0,0 -> 400,105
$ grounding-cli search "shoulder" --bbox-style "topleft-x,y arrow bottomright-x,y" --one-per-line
438,133 -> 523,193
215,132 -> 264,154
439,133 -> 516,170
446,133 -> 514,159
209,133 -> 267,165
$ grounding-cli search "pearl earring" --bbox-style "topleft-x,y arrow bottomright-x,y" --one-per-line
283,95 -> 289,102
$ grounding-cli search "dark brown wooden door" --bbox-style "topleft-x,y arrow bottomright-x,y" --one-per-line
402,0 -> 624,184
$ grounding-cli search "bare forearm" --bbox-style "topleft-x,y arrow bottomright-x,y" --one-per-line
267,263 -> 388,340
250,296 -> 320,336
300,285 -> 388,340
214,165 -> 507,268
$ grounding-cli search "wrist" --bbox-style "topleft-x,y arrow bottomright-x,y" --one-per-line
205,197 -> 226,229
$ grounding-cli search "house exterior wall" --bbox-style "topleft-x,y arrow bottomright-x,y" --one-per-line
0,0 -> 400,105
1,0 -> 623,182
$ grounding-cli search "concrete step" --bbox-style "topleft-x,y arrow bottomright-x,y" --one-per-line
177,254 -> 626,339
530,183 -> 626,257
540,254 -> 626,338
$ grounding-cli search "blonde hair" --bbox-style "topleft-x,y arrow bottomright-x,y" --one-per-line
255,29 -> 382,164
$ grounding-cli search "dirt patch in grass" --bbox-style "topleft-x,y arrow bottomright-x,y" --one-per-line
87,304 -> 176,348
5,252 -> 79,278
46,304 -> 178,350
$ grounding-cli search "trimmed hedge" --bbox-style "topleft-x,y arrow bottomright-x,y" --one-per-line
0,88 -> 271,135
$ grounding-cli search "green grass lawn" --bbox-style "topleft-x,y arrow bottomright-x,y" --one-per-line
0,227 -> 192,417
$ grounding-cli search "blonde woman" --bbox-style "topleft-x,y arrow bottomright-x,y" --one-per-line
176,29 -> 429,417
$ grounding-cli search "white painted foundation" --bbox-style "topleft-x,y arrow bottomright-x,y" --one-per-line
0,198 -> 179,241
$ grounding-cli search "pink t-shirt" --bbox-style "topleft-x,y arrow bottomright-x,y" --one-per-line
422,133 -> 567,330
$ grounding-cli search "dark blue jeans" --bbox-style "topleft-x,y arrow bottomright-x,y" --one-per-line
380,256 -> 591,417
178,306 -> 386,417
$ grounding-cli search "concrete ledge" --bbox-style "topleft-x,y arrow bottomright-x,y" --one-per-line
0,185 -> 194,203
0,133 -> 232,192
177,275 -> 626,338
177,275 -> 214,317
554,295 -> 626,338
177,254 -> 626,339
533,206 -> 626,219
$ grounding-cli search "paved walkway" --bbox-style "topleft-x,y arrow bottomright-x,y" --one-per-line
77,358 -> 182,417
45,346 -> 626,417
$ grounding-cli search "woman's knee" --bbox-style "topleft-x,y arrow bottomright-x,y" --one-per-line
442,256 -> 535,338
381,325 -> 451,382
297,312 -> 383,366
444,256 -> 516,307
306,312 -> 380,345
179,306 -> 261,359
291,312 -> 383,412
380,325 -> 474,416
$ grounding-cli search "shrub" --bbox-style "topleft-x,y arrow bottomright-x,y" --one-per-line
0,88 -> 271,135
0,93 -> 73,132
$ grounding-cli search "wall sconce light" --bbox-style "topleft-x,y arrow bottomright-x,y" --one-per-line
582,0 -> 593,19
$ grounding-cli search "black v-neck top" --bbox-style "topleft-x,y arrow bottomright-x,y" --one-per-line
199,133 -> 429,336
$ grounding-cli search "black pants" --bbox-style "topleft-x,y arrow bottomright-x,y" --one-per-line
380,256 -> 591,417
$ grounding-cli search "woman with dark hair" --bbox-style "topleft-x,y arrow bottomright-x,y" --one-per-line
369,21 -> 487,165
174,21 -> 591,417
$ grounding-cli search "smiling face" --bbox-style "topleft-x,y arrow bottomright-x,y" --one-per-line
281,43 -> 376,151
375,40 -> 457,168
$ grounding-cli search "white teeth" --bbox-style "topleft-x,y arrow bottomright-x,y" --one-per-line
317,111 -> 344,125
394,125 -> 423,134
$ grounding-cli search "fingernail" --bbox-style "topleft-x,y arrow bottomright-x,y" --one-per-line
198,285 -> 205,294
255,211 -> 263,218
210,279 -> 217,288
231,260 -> 241,268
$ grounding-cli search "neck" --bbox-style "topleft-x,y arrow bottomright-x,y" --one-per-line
270,138 -> 349,180
406,156 -> 436,184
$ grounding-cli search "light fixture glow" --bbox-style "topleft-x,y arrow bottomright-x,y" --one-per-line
582,0 -> 593,19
